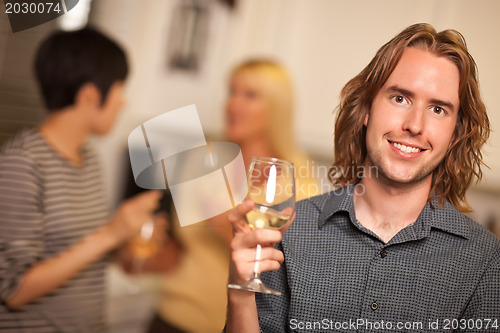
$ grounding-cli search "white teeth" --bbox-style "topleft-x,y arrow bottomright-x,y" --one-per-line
391,142 -> 421,153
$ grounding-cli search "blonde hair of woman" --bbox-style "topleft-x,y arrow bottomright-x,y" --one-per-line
227,59 -> 319,200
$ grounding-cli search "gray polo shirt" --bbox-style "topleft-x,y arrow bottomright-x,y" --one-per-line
257,187 -> 500,332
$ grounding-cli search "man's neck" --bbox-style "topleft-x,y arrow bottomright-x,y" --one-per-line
353,165 -> 431,243
39,106 -> 90,166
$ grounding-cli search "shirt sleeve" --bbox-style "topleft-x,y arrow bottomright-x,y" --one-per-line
256,242 -> 291,333
0,150 -> 45,302
462,248 -> 500,320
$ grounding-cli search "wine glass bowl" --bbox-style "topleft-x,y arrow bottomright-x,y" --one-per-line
129,220 -> 163,259
246,204 -> 293,230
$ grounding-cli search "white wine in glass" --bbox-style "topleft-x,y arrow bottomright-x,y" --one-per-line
246,204 -> 292,230
228,157 -> 295,295
129,220 -> 163,259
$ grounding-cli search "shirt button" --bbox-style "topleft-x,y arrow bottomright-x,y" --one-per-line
380,249 -> 387,258
371,302 -> 378,311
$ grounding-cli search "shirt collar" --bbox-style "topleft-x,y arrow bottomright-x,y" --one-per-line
317,186 -> 357,228
426,198 -> 470,239
317,186 -> 470,240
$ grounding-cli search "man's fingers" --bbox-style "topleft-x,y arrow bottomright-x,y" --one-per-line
228,200 -> 254,222
228,200 -> 254,232
256,260 -> 282,273
228,203 -> 287,282
133,190 -> 162,211
233,229 -> 282,249
232,247 -> 284,264
248,229 -> 282,247
231,247 -> 284,281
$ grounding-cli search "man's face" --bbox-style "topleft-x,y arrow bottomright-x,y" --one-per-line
93,81 -> 126,135
364,47 -> 460,186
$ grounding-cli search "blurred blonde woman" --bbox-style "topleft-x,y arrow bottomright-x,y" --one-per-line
146,59 -> 319,333
227,59 -> 318,200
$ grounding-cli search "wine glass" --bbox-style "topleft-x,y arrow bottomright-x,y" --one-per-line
126,214 -> 166,294
228,157 -> 295,295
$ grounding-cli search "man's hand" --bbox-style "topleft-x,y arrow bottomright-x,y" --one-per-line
227,200 -> 286,285
105,190 -> 162,247
226,200 -> 294,333
116,211 -> 184,274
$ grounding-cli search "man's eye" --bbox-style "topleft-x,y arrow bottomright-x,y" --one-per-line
431,106 -> 446,115
391,95 -> 408,104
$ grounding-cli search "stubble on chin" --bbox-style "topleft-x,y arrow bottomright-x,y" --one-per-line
365,148 -> 439,186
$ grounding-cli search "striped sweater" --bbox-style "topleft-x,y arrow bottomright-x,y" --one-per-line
0,128 -> 109,332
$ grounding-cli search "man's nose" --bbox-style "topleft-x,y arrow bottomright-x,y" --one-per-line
402,106 -> 425,135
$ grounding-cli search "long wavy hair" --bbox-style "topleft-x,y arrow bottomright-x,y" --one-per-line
329,23 -> 490,212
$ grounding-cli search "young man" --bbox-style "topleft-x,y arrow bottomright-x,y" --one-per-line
0,28 -> 160,331
226,23 -> 499,332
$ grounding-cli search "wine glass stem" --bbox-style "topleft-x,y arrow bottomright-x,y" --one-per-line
252,244 -> 262,279
127,256 -> 145,295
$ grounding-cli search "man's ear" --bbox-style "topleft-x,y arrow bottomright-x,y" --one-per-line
74,83 -> 101,109
363,106 -> 370,127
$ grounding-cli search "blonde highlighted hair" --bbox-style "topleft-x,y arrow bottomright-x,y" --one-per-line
230,60 -> 308,162
330,23 -> 490,212
230,60 -> 318,198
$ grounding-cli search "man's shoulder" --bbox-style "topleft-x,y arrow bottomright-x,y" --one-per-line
0,129 -> 47,190
292,189 -> 350,231
436,201 -> 500,257
0,128 -> 55,179
296,191 -> 333,214
463,214 -> 500,283
462,211 -> 500,253
1,128 -> 44,158
296,186 -> 352,211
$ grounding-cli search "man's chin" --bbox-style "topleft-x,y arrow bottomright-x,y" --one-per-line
378,168 -> 432,186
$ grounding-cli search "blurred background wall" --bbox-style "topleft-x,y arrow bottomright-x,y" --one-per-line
1,0 -> 499,331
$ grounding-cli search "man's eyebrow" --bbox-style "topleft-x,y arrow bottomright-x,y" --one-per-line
387,86 -> 414,98
429,98 -> 456,112
386,85 -> 456,112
